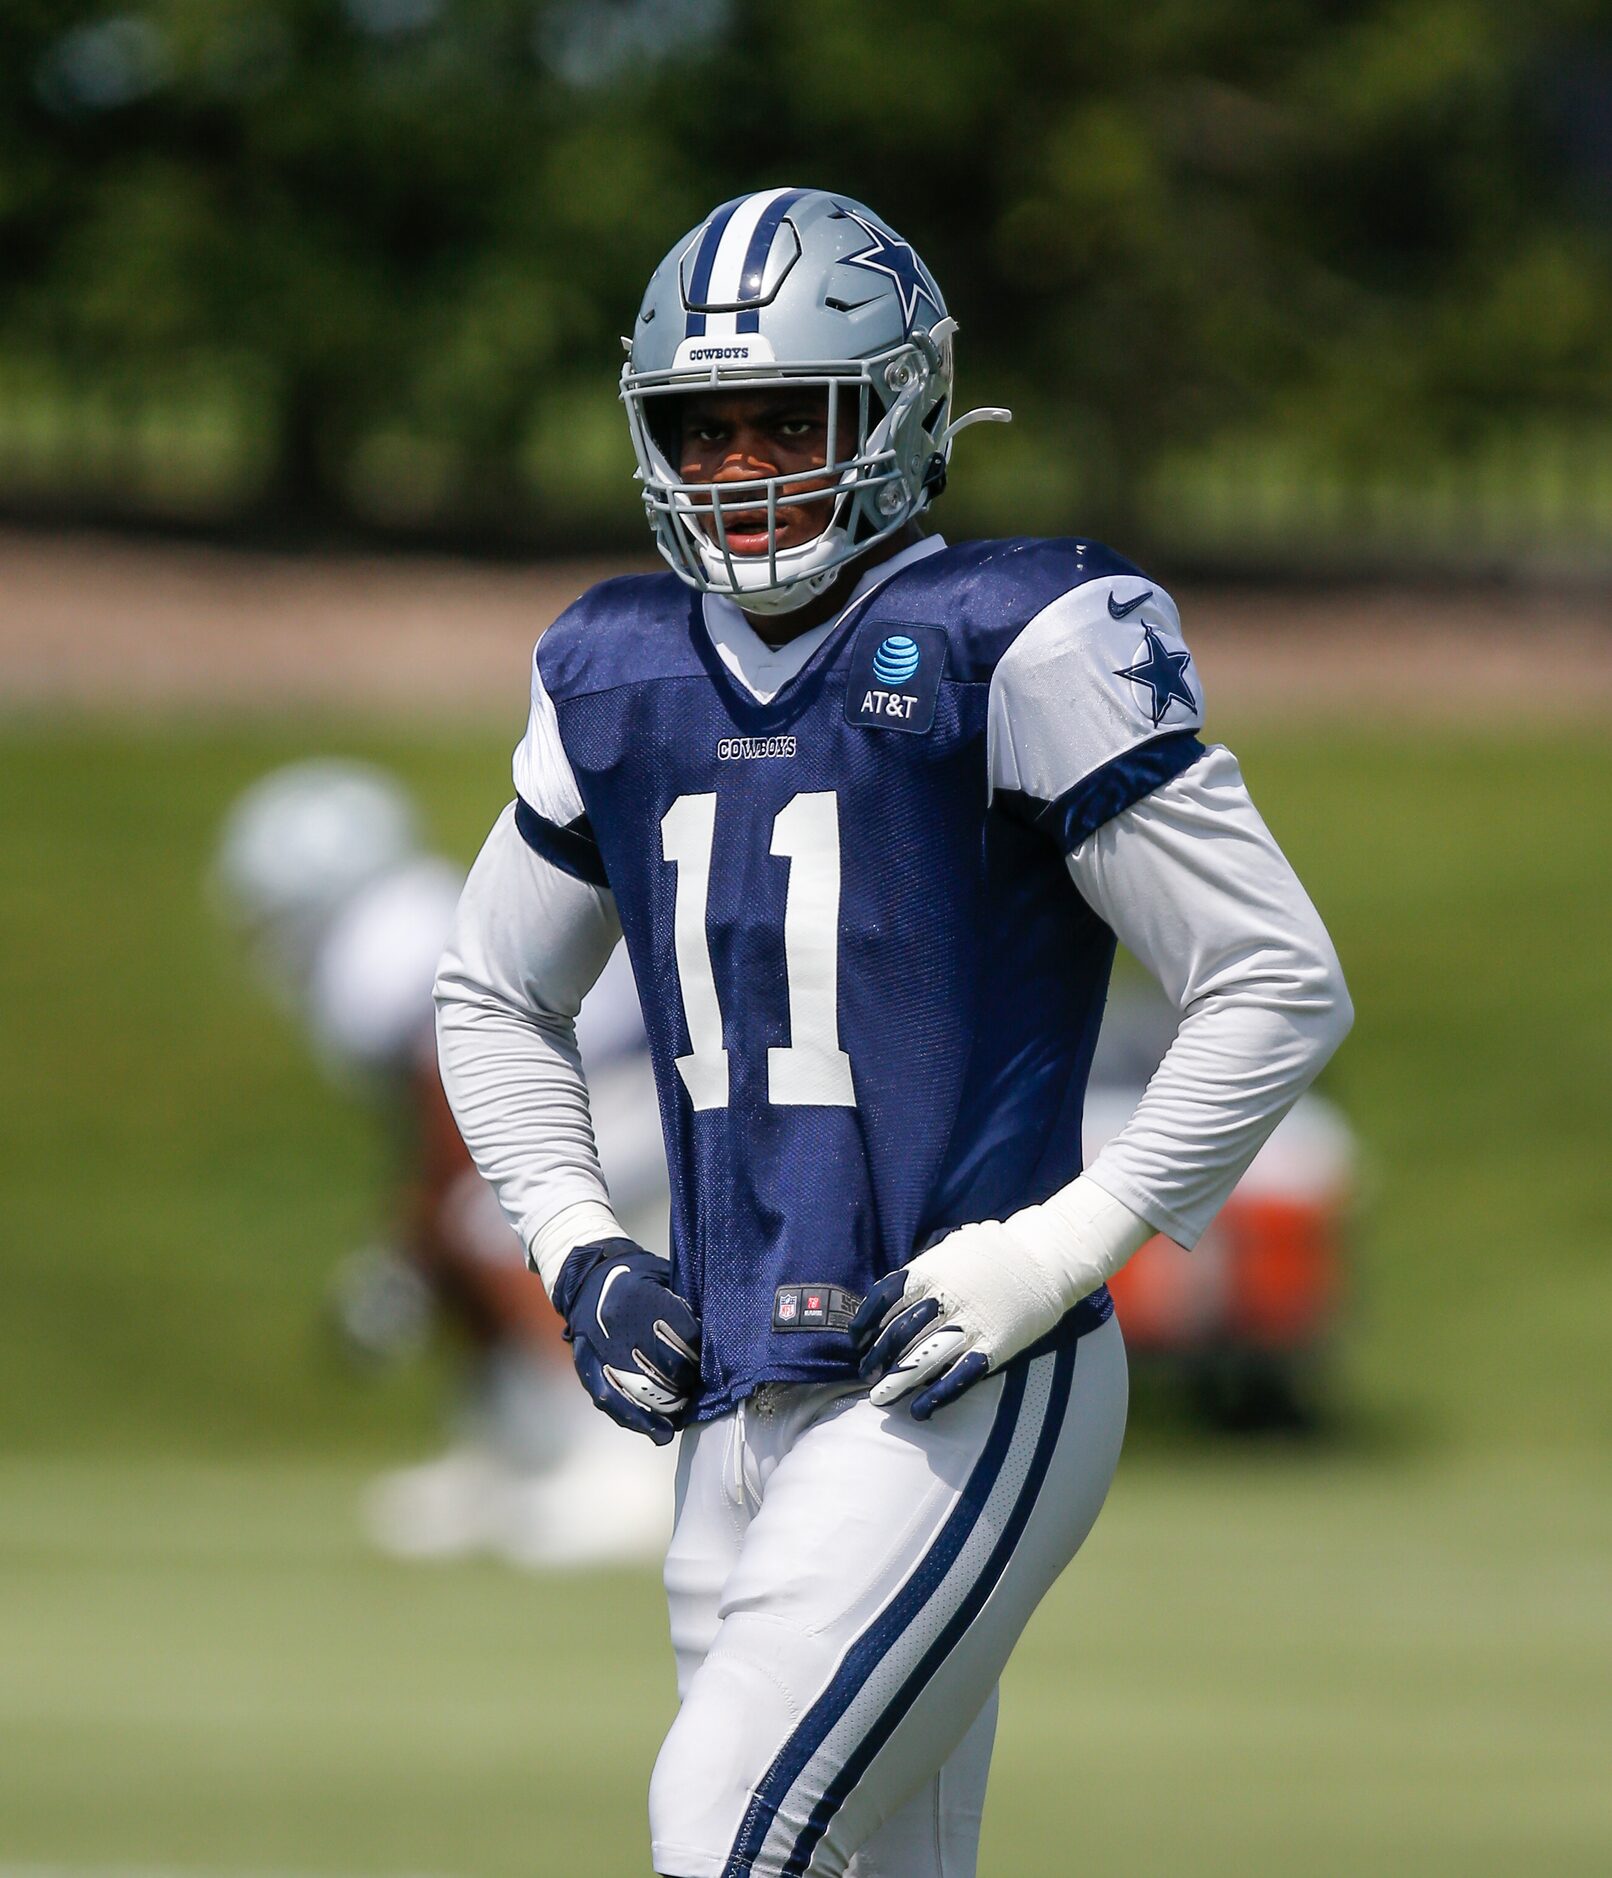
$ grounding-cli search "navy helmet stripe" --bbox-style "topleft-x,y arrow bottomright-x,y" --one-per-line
722,1353 -> 1046,1876
735,188 -> 807,334
781,1338 -> 1079,1875
683,196 -> 746,339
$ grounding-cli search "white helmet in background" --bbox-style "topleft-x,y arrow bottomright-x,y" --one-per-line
214,759 -> 421,998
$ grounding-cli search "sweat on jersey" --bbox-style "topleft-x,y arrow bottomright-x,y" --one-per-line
503,538 -> 1209,1418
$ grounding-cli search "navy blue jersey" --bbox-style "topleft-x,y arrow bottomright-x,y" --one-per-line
514,538 -> 1206,1418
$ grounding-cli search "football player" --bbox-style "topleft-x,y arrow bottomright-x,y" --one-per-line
434,189 -> 1352,1876
215,760 -> 673,1567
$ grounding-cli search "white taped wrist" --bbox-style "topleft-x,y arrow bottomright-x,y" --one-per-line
527,1199 -> 628,1294
1003,1175 -> 1154,1312
893,1175 -> 1155,1380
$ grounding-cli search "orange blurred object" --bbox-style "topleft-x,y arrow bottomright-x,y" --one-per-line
1085,1079 -> 1356,1424
1106,1190 -> 1345,1352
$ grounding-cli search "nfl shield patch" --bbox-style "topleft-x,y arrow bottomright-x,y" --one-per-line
772,1283 -> 864,1332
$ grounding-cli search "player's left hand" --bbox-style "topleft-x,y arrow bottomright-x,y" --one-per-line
849,1221 -> 1073,1421
551,1238 -> 702,1444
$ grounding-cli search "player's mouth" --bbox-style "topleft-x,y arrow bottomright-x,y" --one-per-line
719,507 -> 771,554
711,505 -> 828,556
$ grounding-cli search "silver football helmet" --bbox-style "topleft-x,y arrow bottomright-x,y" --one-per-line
621,188 -> 1010,614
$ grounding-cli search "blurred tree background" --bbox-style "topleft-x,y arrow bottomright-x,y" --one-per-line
2,0 -> 1610,568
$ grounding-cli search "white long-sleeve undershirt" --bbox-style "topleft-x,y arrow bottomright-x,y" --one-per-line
1069,743 -> 1352,1248
434,750 -> 1352,1297
434,802 -> 624,1289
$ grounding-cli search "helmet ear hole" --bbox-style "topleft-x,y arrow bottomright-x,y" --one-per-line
645,394 -> 685,466
847,495 -> 881,546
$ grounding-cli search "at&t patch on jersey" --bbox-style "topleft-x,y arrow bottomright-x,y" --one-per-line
773,1284 -> 863,1331
844,621 -> 946,733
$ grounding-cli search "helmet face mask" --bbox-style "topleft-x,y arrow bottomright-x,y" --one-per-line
620,189 -> 1006,614
626,341 -> 947,612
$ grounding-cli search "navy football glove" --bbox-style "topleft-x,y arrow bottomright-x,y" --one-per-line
551,1238 -> 702,1445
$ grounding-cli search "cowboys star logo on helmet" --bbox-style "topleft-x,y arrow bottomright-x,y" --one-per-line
620,186 -> 1010,616
835,206 -> 945,335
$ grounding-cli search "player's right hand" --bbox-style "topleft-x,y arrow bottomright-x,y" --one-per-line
551,1238 -> 702,1444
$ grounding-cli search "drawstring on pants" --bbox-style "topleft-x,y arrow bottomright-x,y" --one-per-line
729,1387 -> 780,1508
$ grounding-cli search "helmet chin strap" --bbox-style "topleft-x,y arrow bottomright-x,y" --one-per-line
724,545 -> 848,617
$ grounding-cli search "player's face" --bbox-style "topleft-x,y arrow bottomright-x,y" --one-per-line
676,389 -> 841,556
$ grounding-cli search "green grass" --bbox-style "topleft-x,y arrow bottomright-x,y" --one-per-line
0,1454 -> 1607,1875
2,714 -> 1608,1459
1229,727 -> 1612,1455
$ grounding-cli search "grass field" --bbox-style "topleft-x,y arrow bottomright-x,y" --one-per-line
2,712 -> 1610,1872
2,1454 -> 1609,1876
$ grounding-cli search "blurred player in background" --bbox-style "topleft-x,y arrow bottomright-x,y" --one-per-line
214,759 -> 673,1567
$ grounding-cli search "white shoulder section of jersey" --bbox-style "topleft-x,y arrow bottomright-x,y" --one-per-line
308,857 -> 465,1079
512,649 -> 586,823
987,573 -> 1202,805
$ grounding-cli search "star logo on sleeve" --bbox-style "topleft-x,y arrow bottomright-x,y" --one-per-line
1116,623 -> 1197,727
835,207 -> 944,334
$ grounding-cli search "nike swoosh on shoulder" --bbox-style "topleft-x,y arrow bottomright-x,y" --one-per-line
1107,588 -> 1154,619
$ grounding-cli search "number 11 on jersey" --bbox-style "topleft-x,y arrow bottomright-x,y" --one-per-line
660,791 -> 856,1112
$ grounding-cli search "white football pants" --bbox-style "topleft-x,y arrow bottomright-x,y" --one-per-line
649,1314 -> 1127,1878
